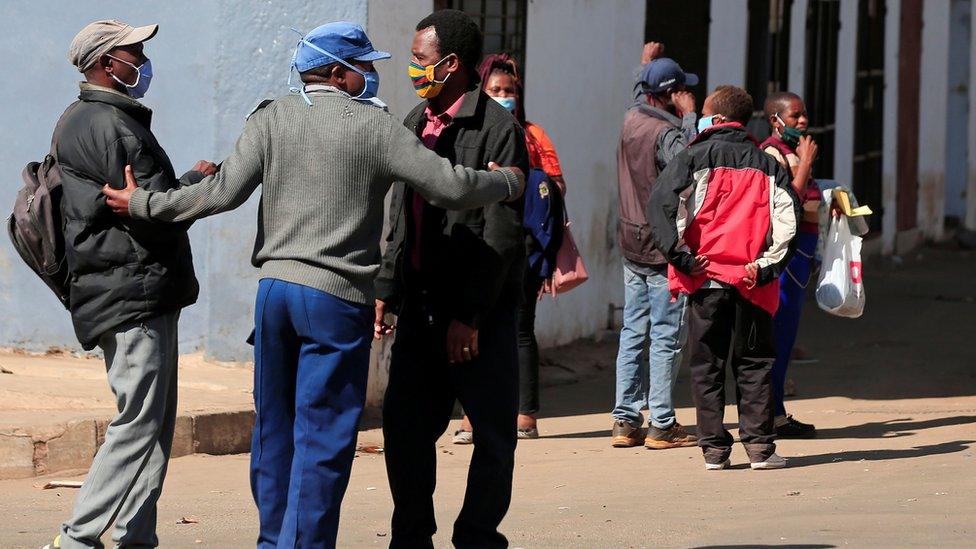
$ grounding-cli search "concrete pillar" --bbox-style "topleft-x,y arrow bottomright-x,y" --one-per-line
707,0 -> 749,90
882,0 -> 902,254
833,0 -> 858,191
917,1 -> 952,241
788,0 -> 809,93
968,1 -> 976,231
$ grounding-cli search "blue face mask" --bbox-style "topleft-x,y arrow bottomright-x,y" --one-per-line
697,114 -> 716,134
288,32 -> 381,106
107,55 -> 152,99
491,96 -> 517,114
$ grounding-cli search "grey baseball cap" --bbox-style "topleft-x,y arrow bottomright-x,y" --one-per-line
68,19 -> 158,72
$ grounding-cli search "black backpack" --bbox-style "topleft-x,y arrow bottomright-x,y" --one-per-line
7,144 -> 71,309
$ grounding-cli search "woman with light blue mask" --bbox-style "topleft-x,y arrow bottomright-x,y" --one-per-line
451,53 -> 570,445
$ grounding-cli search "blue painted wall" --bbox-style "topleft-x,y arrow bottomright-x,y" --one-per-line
0,1 -> 368,359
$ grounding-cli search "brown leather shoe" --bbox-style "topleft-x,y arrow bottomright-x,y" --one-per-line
611,420 -> 646,447
644,422 -> 698,449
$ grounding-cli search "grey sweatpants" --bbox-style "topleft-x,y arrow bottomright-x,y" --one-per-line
60,312 -> 180,549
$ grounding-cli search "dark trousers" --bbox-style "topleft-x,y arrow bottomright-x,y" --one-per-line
250,279 -> 373,549
517,274 -> 544,415
383,297 -> 519,549
687,288 -> 777,463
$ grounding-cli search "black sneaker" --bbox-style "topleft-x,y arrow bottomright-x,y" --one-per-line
776,415 -> 817,439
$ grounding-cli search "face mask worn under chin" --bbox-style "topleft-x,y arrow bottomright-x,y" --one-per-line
775,113 -> 805,148
408,56 -> 452,99
287,30 -> 382,106
491,96 -> 517,114
106,55 -> 152,99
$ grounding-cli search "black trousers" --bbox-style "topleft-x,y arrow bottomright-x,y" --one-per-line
686,288 -> 777,463
383,296 -> 518,549
517,274 -> 544,416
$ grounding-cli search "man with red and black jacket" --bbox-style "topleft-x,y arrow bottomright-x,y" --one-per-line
374,10 -> 529,548
648,85 -> 800,471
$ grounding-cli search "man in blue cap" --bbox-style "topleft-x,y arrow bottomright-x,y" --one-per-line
612,47 -> 701,450
102,21 -> 524,548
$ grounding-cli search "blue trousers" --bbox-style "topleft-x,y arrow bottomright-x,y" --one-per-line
250,278 -> 372,549
771,231 -> 818,417
613,263 -> 688,429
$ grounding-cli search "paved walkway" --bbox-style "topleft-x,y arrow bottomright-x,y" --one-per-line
1,246 -> 974,547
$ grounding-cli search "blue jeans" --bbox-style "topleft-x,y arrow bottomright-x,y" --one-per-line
613,262 -> 688,429
772,231 -> 818,417
250,279 -> 373,549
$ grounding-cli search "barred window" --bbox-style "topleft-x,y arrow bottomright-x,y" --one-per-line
435,0 -> 528,64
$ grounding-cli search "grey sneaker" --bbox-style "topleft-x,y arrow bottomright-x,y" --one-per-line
452,429 -> 473,445
645,423 -> 698,449
611,420 -> 646,447
751,453 -> 788,470
705,459 -> 731,471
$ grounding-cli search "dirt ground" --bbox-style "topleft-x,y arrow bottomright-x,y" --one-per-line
1,246 -> 974,548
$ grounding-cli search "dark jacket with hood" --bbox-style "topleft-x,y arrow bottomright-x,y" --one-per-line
375,87 -> 529,328
54,83 -> 202,349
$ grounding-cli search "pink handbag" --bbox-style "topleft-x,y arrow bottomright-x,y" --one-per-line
543,215 -> 589,297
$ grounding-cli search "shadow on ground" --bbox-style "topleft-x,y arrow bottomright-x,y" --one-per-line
534,247 -> 976,422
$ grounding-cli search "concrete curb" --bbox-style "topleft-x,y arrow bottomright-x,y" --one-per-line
0,409 -> 254,480
0,337 -> 617,481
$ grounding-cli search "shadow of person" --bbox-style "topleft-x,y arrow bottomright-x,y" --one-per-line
814,416 -> 976,440
786,439 -> 975,468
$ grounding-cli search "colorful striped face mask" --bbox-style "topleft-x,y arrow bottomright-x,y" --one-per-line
408,55 -> 453,99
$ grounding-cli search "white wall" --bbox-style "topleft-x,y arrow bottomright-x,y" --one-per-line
524,0 -> 646,346
707,0 -> 749,90
917,0 -> 951,241
364,0 -> 432,407
882,0 -> 902,254
788,0 -> 810,93
833,0 -> 858,193
945,0 -> 971,222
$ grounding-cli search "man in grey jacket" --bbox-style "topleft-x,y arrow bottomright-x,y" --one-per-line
45,19 -> 216,549
612,52 -> 700,450
102,22 -> 523,548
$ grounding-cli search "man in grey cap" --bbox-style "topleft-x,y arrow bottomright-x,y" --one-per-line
43,19 -> 215,549
100,21 -> 523,548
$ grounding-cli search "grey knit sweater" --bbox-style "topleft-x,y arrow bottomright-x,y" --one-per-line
128,87 -> 520,305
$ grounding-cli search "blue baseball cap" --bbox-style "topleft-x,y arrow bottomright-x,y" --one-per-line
293,21 -> 391,72
638,57 -> 699,94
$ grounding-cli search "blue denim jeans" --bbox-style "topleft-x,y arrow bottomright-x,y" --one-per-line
613,262 -> 688,429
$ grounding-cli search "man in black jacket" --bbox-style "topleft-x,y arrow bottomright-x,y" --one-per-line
374,10 -> 529,548
44,20 -> 214,549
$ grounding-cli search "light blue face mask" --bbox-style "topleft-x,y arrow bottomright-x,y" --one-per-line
288,29 -> 380,106
491,96 -> 517,114
106,55 -> 153,99
697,114 -> 716,134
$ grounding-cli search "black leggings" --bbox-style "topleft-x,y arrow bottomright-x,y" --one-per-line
517,274 -> 544,415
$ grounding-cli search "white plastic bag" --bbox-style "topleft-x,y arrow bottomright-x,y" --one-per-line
815,214 -> 865,318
